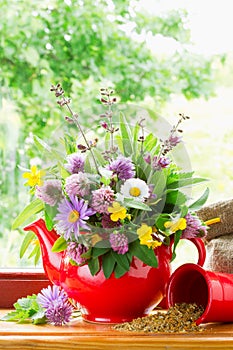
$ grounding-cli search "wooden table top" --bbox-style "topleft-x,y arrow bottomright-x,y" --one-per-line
1,309 -> 233,350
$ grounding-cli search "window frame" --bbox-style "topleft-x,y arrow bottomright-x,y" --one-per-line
0,268 -> 50,308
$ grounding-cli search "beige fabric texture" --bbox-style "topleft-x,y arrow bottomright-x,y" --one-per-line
197,199 -> 233,274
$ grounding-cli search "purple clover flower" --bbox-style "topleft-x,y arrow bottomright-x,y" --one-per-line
91,186 -> 115,214
65,173 -> 90,197
109,232 -> 128,254
108,156 -> 135,180
37,285 -> 73,326
182,213 -> 208,239
45,300 -> 73,326
55,196 -> 96,239
64,153 -> 85,174
67,242 -> 88,265
35,180 -> 63,206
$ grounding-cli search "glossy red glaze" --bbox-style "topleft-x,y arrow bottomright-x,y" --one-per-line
167,263 -> 233,325
24,219 -> 206,323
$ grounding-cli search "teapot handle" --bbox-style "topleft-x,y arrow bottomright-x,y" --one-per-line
188,237 -> 206,266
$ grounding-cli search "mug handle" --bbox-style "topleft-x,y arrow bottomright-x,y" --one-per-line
188,237 -> 206,266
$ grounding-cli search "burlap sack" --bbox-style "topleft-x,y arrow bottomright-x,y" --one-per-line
197,199 -> 233,274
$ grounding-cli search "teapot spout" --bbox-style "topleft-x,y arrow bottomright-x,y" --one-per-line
24,218 -> 63,286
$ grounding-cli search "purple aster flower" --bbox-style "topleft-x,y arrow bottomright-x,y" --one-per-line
109,232 -> 128,254
37,285 -> 73,326
65,173 -> 90,197
35,180 -> 63,206
67,242 -> 88,265
182,213 -> 208,239
55,196 -> 96,239
91,186 -> 115,214
64,153 -> 85,174
108,156 -> 135,180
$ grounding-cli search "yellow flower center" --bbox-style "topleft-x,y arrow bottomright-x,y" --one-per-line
68,210 -> 80,223
129,186 -> 141,197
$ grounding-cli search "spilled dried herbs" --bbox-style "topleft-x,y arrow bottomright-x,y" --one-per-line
113,303 -> 205,333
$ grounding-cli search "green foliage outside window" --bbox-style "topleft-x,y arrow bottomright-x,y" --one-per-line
0,0 -> 218,266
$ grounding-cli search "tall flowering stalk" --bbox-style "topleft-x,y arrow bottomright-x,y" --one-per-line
50,84 -> 100,175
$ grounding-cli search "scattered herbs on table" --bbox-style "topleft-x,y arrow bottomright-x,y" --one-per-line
113,303 -> 205,333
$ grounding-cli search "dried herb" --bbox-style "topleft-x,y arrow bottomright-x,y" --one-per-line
113,303 -> 205,333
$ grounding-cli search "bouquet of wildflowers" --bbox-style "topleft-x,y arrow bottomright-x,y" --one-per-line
13,84 -> 210,278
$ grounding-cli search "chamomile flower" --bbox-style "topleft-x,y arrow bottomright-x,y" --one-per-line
120,178 -> 150,202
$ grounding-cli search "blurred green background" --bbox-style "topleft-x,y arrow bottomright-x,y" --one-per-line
1,0 -> 233,267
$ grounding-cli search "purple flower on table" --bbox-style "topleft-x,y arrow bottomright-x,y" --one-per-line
35,180 -> 63,206
55,196 -> 96,239
91,186 -> 115,214
182,213 -> 208,239
109,232 -> 128,254
108,156 -> 135,180
65,173 -> 90,197
67,242 -> 88,265
37,285 -> 73,326
64,153 -> 85,174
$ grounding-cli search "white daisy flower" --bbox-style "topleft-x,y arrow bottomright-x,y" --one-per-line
120,178 -> 150,202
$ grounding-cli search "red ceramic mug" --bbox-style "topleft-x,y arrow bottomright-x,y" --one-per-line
166,263 -> 233,325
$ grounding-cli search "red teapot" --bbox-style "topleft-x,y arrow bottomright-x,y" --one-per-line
25,218 -> 206,323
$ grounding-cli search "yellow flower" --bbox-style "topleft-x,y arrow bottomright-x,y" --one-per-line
137,223 -> 162,249
107,201 -> 127,222
22,165 -> 45,187
164,218 -> 187,232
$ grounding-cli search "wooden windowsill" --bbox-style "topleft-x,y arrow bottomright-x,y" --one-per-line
0,309 -> 233,350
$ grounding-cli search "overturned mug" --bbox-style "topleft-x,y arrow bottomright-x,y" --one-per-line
166,263 -> 233,325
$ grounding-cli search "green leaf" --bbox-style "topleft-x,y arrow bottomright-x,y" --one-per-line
81,247 -> 92,259
130,240 -> 158,267
124,198 -> 152,211
20,231 -> 36,258
44,204 -> 56,231
119,112 -> 133,156
102,251 -> 116,279
1,294 -> 46,324
111,251 -> 130,271
12,199 -> 44,230
92,247 -> 110,258
166,190 -> 187,206
88,257 -> 100,276
51,236 -> 67,253
171,230 -> 182,261
143,133 -> 158,153
167,177 -> 207,189
189,188 -> 210,211
114,263 -> 127,279
33,135 -> 64,162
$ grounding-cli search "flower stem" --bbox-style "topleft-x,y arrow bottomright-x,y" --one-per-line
66,104 -> 100,175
